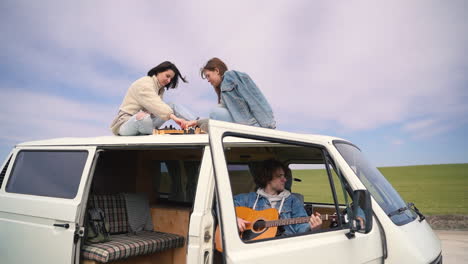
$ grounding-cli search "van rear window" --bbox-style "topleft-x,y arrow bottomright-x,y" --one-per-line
154,160 -> 201,204
6,150 -> 88,199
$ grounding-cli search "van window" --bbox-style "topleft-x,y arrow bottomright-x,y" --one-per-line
227,163 -> 256,195
291,164 -> 336,203
154,160 -> 201,204
291,162 -> 353,223
334,142 -> 416,225
6,150 -> 88,199
219,138 -> 353,244
90,148 -> 204,205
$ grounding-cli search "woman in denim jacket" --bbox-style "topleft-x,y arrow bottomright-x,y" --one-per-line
188,58 -> 276,129
234,159 -> 322,236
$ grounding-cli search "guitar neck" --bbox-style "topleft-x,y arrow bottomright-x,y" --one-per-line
265,214 -> 334,228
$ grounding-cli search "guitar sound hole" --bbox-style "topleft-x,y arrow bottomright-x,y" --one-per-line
253,220 -> 266,232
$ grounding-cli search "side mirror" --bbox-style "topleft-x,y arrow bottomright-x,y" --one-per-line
352,189 -> 373,233
346,190 -> 373,238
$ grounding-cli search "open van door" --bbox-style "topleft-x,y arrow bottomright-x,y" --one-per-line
208,120 -> 383,264
0,146 -> 97,264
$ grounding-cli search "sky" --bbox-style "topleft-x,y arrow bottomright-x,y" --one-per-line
0,0 -> 467,167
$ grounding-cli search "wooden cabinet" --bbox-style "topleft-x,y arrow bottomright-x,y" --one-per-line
151,205 -> 191,264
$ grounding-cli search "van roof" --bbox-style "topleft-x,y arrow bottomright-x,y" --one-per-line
16,133 -> 347,147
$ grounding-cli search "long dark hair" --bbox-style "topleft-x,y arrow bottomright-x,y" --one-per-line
201,57 -> 228,103
147,61 -> 187,89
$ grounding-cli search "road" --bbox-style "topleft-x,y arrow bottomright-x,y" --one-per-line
435,230 -> 468,264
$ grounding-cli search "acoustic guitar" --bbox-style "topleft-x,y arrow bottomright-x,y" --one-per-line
215,206 -> 337,252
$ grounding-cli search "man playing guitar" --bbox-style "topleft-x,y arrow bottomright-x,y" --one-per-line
234,159 -> 322,237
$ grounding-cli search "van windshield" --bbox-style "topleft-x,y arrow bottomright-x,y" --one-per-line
334,142 -> 416,225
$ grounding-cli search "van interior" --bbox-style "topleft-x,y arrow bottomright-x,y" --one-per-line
82,140 -> 353,264
81,147 -> 204,264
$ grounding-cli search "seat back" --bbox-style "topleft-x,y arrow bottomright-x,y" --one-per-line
88,194 -> 129,234
291,192 -> 305,206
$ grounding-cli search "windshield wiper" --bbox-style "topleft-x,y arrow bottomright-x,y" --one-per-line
387,206 -> 409,217
407,202 -> 426,222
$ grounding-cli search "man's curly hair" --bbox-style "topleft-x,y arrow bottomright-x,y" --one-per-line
254,159 -> 287,189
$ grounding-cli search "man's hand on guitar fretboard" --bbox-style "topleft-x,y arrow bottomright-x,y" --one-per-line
309,212 -> 323,230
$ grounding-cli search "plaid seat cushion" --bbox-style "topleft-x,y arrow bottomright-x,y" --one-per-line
89,194 -> 128,234
81,231 -> 185,263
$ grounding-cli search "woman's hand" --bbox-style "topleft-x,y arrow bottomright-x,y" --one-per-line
309,212 -> 323,230
170,114 -> 188,129
185,120 -> 198,128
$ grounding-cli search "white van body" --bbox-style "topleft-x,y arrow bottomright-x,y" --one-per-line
0,120 -> 442,264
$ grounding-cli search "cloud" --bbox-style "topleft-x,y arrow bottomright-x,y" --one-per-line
403,119 -> 436,133
1,0 -> 467,142
266,1 -> 468,136
0,88 -> 114,142
403,116 -> 468,140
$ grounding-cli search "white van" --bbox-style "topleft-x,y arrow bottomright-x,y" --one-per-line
0,120 -> 442,264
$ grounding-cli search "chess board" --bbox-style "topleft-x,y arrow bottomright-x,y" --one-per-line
153,125 -> 206,135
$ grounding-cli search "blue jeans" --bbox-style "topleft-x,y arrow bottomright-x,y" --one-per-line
210,105 -> 259,126
209,105 -> 234,122
119,103 -> 196,136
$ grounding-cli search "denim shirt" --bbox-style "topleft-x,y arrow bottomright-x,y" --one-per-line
234,192 -> 310,235
220,71 -> 276,129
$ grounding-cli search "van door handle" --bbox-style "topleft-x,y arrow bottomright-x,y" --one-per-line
204,231 -> 211,242
54,223 -> 70,229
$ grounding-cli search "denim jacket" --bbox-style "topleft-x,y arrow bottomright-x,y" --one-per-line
221,71 -> 276,128
234,192 -> 310,235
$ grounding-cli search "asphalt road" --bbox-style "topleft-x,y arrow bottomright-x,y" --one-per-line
435,230 -> 468,264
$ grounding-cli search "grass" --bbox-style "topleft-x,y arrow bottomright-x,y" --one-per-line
379,164 -> 468,215
292,164 -> 468,215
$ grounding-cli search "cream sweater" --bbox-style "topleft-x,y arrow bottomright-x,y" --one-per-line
110,76 -> 174,135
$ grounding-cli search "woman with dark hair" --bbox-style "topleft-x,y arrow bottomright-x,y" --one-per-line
110,61 -> 196,136
187,57 -> 276,129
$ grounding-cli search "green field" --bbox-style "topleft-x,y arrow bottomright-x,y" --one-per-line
292,163 -> 468,215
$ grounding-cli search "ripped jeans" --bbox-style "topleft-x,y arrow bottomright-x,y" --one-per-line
119,103 -> 196,136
